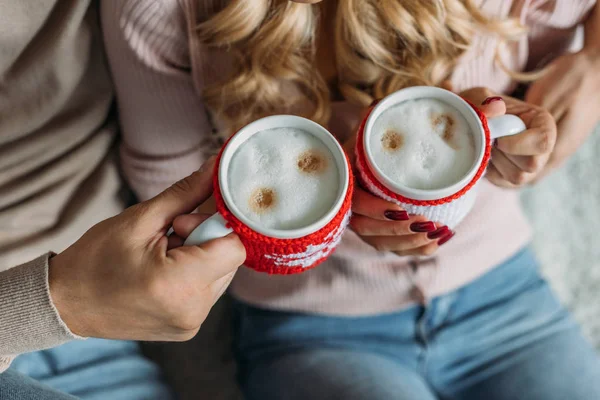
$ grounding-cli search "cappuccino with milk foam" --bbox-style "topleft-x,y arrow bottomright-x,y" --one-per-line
369,98 -> 475,190
228,127 -> 339,230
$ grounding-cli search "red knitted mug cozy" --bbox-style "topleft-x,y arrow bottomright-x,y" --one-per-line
355,100 -> 491,228
212,136 -> 354,275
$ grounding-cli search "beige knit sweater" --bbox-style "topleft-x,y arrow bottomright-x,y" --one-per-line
0,0 -> 124,372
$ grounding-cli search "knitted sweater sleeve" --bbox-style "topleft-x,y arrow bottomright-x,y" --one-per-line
102,0 -> 218,202
0,254 -> 81,372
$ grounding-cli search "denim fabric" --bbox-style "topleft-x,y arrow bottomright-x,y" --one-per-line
235,247 -> 600,400
6,339 -> 173,400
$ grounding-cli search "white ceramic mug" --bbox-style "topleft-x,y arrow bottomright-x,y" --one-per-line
184,115 -> 354,274
356,86 -> 526,228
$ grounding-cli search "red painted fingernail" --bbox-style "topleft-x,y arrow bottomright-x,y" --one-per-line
481,96 -> 503,105
438,230 -> 455,246
384,210 -> 409,221
370,99 -> 381,107
427,226 -> 450,239
410,221 -> 436,233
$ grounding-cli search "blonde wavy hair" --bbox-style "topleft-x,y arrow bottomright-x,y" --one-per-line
197,0 -> 532,133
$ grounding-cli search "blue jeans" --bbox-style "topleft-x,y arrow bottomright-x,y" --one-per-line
4,339 -> 174,399
234,247 -> 600,400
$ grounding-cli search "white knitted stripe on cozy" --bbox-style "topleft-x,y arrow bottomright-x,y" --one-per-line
357,163 -> 478,229
265,210 -> 352,268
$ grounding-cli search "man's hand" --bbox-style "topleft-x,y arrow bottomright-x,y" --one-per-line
49,158 -> 246,342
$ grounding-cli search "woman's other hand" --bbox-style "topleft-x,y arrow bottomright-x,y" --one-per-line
525,50 -> 600,178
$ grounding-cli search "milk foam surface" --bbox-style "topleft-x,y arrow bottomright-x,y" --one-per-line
369,99 -> 475,190
228,127 -> 340,230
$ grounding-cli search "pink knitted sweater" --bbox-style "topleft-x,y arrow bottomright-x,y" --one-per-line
102,0 -> 594,315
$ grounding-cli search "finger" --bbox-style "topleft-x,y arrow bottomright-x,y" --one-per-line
496,124 -> 555,156
361,234 -> 432,252
485,164 -> 517,189
394,242 -> 439,257
479,97 -> 507,118
350,215 -> 434,236
503,101 -> 536,116
167,234 -> 185,250
352,187 -> 407,221
142,156 -> 217,230
455,87 -> 506,118
172,214 -> 212,238
490,148 -> 534,186
503,153 -> 543,174
168,232 -> 246,283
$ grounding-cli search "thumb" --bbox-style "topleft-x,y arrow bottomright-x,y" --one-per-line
142,156 -> 217,230
479,97 -> 507,119
171,233 -> 246,283
459,88 -> 507,119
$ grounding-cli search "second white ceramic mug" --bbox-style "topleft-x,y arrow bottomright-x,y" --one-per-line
356,86 -> 526,228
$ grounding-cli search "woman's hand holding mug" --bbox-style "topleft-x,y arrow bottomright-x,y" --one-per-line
344,135 -> 450,258
350,183 -> 448,256
48,158 -> 246,342
459,87 -> 557,188
348,85 -> 554,257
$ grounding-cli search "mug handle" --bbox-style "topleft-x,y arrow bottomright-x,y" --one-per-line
487,114 -> 527,140
183,213 -> 234,246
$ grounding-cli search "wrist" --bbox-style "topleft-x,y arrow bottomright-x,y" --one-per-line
48,253 -> 93,338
